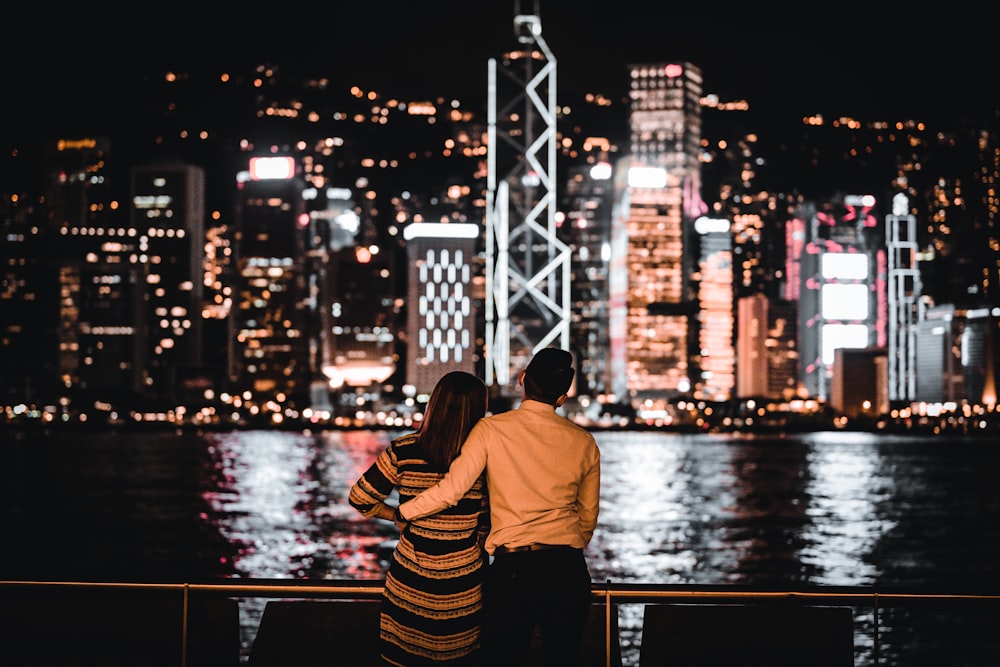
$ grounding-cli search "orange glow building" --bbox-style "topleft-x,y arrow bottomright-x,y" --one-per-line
609,63 -> 705,404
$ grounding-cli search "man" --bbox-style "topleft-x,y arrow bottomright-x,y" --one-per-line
396,347 -> 601,665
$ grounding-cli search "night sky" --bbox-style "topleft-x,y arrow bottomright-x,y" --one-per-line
5,1 -> 996,150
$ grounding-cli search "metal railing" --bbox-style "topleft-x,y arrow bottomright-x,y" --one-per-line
2,579 -> 998,667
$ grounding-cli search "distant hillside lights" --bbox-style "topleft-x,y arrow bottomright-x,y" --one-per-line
700,93 -> 750,112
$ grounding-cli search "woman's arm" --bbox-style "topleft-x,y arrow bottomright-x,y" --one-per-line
348,444 -> 401,519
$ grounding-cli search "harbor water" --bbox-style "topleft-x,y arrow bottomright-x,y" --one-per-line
2,427 -> 999,665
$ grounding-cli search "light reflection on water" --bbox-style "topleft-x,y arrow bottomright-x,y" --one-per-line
204,430 -> 319,578
802,434 -> 883,585
192,428 -> 1000,666
588,431 -> 884,587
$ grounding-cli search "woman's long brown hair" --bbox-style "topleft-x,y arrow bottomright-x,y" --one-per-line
418,371 -> 487,470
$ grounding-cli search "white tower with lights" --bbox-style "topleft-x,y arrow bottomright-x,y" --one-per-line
886,192 -> 924,401
485,8 -> 570,392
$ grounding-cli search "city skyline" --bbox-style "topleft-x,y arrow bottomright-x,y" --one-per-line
3,6 -> 999,428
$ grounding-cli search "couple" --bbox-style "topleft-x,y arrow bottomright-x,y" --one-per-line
349,348 -> 602,666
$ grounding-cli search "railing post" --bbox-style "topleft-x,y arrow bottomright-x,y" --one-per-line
604,579 -> 612,667
873,592 -> 880,665
181,583 -> 189,667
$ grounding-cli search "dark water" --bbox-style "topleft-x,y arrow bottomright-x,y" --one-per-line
2,427 -> 999,665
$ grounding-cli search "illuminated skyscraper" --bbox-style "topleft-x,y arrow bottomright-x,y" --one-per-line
4,139 -> 209,414
830,348 -> 888,417
130,160 -> 206,405
736,294 -> 769,398
736,294 -> 801,400
694,216 -> 735,400
961,308 -> 999,408
0,188 -> 59,406
44,137 -> 138,407
403,222 -> 478,396
231,156 -> 311,419
913,304 -> 960,403
798,194 -> 885,400
886,192 -> 923,402
322,246 -> 397,400
765,300 -> 800,399
610,62 -> 705,407
312,186 -> 397,405
561,160 -> 615,398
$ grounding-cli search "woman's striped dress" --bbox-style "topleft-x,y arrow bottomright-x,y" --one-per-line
349,432 -> 489,666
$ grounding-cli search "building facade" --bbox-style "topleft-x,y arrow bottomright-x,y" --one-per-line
130,160 -> 206,406
610,62 -> 705,409
231,156 -> 312,420
403,222 -> 478,396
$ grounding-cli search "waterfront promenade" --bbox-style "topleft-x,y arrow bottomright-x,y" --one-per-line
2,427 -> 999,665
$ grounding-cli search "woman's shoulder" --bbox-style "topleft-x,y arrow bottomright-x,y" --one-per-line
390,432 -> 433,470
391,432 -> 420,448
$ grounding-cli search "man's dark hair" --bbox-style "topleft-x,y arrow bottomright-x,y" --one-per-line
522,348 -> 575,404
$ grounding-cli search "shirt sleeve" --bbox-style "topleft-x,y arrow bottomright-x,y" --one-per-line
398,424 -> 488,520
577,444 -> 601,544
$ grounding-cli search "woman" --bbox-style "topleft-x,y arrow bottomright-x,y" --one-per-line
349,371 -> 490,666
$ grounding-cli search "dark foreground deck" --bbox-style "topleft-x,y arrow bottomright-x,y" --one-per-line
2,579 -> 998,666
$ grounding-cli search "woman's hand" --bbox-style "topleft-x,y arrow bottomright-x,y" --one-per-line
392,505 -> 409,532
